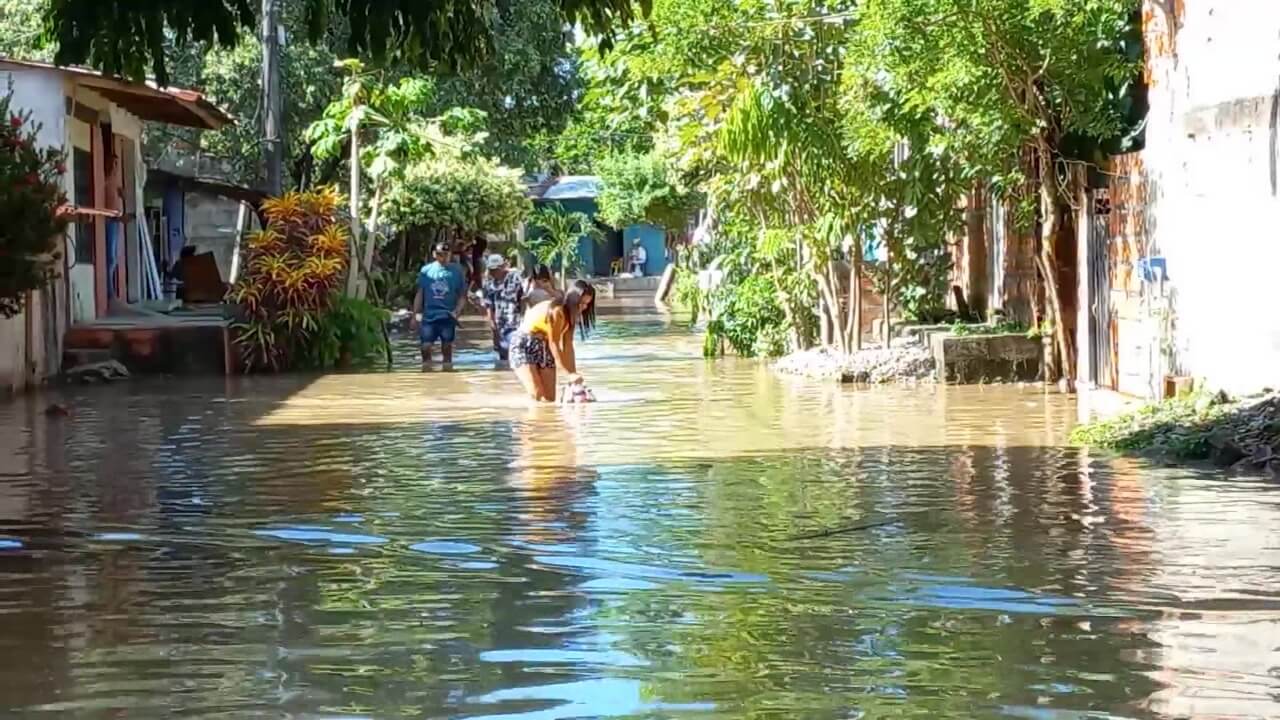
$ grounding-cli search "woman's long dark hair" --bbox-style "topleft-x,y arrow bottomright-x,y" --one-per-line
557,280 -> 596,340
527,264 -> 552,283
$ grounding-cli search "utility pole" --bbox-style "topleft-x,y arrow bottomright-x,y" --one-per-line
261,0 -> 283,196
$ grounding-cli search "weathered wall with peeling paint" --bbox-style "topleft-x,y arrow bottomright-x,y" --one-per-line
1100,1 -> 1280,397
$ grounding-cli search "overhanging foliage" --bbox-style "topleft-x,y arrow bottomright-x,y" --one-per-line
44,0 -> 645,86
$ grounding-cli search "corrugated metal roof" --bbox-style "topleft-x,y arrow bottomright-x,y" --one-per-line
0,57 -> 233,130
536,175 -> 603,200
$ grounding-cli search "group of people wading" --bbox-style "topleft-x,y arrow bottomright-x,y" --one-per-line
411,242 -> 597,402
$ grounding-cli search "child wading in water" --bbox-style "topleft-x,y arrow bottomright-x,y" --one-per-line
509,280 -> 596,402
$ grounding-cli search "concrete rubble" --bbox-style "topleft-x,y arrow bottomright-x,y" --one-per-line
63,360 -> 131,384
774,343 -> 936,384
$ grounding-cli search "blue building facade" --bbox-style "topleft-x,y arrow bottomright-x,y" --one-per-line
528,176 -> 671,279
622,223 -> 668,277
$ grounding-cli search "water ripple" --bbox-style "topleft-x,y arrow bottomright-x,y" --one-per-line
0,311 -> 1278,718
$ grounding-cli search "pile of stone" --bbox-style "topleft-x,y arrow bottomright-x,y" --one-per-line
1205,392 -> 1280,475
774,343 -> 935,384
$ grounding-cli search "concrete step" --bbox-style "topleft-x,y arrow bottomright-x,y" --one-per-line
64,323 -> 231,375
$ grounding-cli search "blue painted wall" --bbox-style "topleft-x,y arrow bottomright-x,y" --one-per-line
531,198 -> 615,278
622,223 -> 668,276
529,201 -> 670,278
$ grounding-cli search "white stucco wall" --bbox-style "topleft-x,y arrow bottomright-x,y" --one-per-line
0,67 -> 66,150
1141,3 -> 1280,395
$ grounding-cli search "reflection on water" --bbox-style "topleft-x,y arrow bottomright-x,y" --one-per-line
2,311 -> 1280,718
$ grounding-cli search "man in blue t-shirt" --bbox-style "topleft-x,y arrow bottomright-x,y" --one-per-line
412,242 -> 466,365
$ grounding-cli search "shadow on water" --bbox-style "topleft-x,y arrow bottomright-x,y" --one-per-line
1,313 -> 1279,718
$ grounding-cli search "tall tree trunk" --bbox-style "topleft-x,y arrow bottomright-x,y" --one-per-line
773,264 -> 805,352
345,120 -> 362,298
1036,153 -> 1075,384
845,249 -> 862,351
818,293 -> 832,347
964,181 -> 988,318
384,231 -> 407,307
825,264 -> 847,355
882,229 -> 894,348
354,182 -> 383,300
815,269 -> 844,354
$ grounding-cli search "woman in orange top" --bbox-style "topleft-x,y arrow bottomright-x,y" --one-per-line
509,280 -> 596,401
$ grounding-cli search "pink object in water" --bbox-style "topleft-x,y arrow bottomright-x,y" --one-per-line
560,383 -> 596,403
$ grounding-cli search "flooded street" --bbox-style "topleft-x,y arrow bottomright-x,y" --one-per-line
3,312 -> 1280,719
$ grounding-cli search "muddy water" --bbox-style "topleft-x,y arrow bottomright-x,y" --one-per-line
2,312 -> 1279,718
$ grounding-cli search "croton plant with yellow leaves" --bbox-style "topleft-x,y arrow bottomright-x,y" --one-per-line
226,188 -> 350,372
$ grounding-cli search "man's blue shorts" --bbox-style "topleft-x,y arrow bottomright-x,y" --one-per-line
419,317 -> 457,345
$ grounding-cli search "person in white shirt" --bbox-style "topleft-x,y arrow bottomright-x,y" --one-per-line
628,239 -> 648,277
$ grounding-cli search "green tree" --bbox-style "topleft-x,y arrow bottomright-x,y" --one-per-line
847,0 -> 1138,379
0,0 -> 50,60
143,0 -> 344,190
432,0 -> 585,170
595,151 -> 696,231
662,1 -> 873,354
551,0 -> 741,173
550,41 -> 657,173
526,204 -> 602,289
304,62 -> 482,298
131,0 -> 588,188
43,0 -> 640,87
382,155 -> 530,238
839,56 -> 968,338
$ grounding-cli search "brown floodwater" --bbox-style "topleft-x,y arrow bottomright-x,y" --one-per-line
2,310 -> 1279,719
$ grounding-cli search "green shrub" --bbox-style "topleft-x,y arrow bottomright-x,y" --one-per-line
1067,390 -> 1272,460
706,275 -> 788,358
302,296 -> 390,370
0,92 -> 69,318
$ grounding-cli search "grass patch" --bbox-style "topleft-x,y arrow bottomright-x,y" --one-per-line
1069,390 -> 1280,462
949,320 -> 1029,337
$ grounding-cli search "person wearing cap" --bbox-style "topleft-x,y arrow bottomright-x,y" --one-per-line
481,253 -> 524,365
411,242 -> 466,366
628,238 -> 647,277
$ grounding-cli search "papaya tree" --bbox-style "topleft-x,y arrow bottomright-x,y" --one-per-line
305,64 -> 487,298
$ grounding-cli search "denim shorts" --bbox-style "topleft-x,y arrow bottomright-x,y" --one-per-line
419,317 -> 457,344
494,325 -> 517,352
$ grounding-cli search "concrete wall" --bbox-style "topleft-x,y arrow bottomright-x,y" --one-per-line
530,198 -> 603,278
183,191 -> 242,281
0,312 -> 31,394
1133,1 -> 1280,395
622,223 -> 669,277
